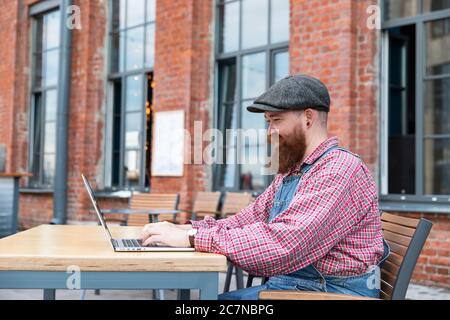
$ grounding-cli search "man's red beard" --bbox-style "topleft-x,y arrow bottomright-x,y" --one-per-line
267,128 -> 307,174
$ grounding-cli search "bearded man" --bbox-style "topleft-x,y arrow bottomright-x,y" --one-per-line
140,74 -> 390,300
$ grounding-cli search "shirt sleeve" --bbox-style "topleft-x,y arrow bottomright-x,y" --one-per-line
189,175 -> 280,230
193,160 -> 366,277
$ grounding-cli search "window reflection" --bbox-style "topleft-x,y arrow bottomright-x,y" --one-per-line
423,0 -> 450,12
242,0 -> 268,49
219,2 -> 239,53
242,52 -> 266,99
271,0 -> 289,43
384,0 -> 418,20
274,51 -> 289,82
426,18 -> 450,75
126,0 -> 146,28
424,139 -> 450,195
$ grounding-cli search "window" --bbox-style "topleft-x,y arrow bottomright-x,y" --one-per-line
214,0 -> 290,192
29,9 -> 61,188
105,0 -> 156,190
381,0 -> 450,210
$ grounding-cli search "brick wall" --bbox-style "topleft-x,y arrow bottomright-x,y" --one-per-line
0,0 -> 448,288
152,0 -> 214,221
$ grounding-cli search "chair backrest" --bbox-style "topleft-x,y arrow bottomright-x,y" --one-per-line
380,212 -> 432,300
127,193 -> 180,226
192,191 -> 222,220
221,192 -> 253,217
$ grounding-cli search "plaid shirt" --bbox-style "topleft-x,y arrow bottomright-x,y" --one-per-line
190,137 -> 384,277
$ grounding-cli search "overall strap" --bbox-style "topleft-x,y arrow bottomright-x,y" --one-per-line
301,145 -> 357,176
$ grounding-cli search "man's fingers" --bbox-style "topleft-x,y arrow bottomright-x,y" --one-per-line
143,235 -> 164,247
141,224 -> 162,240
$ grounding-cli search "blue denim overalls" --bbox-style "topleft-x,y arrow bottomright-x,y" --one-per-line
219,146 -> 390,300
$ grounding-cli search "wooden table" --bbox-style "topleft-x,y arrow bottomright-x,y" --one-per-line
0,225 -> 227,300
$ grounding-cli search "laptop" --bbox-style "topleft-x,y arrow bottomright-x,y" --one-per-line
81,174 -> 195,252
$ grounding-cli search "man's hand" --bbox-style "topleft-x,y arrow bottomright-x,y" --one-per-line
140,221 -> 191,248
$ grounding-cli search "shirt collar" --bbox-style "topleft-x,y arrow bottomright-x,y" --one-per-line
287,136 -> 339,175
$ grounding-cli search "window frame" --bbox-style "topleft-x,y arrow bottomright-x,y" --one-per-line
103,0 -> 155,192
213,0 -> 289,192
27,3 -> 61,189
379,0 -> 450,213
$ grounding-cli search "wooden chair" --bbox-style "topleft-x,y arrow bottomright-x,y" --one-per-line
258,212 -> 433,300
126,193 -> 180,226
221,192 -> 254,293
221,192 -> 253,218
180,191 -> 222,221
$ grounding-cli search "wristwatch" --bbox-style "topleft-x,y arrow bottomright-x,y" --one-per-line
187,228 -> 198,248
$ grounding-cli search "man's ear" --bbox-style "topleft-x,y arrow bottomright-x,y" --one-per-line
304,109 -> 314,128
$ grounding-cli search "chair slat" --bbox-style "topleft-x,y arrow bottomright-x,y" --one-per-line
385,239 -> 408,256
381,212 -> 419,228
382,221 -> 416,237
381,269 -> 397,287
383,229 -> 412,247
386,251 -> 404,267
382,260 -> 400,277
192,192 -> 221,214
380,290 -> 391,300
128,193 -> 179,225
381,280 -> 393,297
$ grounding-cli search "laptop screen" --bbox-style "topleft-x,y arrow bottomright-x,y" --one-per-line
81,174 -> 114,240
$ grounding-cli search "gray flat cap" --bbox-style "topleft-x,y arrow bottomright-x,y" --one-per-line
247,74 -> 331,113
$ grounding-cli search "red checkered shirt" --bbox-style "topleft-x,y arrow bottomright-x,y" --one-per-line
189,137 -> 384,277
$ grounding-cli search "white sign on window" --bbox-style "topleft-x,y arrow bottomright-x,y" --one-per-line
151,110 -> 185,177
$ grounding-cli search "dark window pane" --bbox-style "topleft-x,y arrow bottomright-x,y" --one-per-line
34,15 -> 44,52
271,0 -> 289,43
125,27 -> 145,71
274,51 -> 289,83
424,78 -> 450,135
112,81 -> 122,186
219,61 -> 237,104
43,153 -> 55,185
242,0 -> 268,49
126,0 -> 146,28
423,0 -> 450,12
126,75 -> 143,112
147,0 -> 156,22
145,23 -> 155,68
388,25 -> 416,194
111,0 -> 125,31
30,94 -> 43,186
110,31 -> 125,73
34,52 -> 43,88
424,139 -> 450,195
242,52 -> 266,99
425,18 -> 450,75
384,0 -> 418,20
219,2 -> 239,53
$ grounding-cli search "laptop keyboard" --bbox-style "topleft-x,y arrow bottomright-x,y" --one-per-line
123,239 -> 143,247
